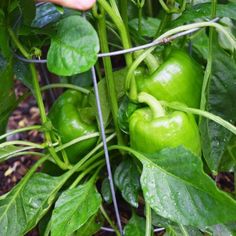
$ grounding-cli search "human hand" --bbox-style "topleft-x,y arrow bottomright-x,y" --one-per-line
40,0 -> 96,11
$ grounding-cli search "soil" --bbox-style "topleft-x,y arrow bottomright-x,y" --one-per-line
0,80 -> 234,236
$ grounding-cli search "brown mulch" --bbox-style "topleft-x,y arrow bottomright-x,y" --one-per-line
0,81 -> 43,196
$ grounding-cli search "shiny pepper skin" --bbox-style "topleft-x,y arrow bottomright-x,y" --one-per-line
129,93 -> 201,156
136,50 -> 203,108
48,90 -> 98,164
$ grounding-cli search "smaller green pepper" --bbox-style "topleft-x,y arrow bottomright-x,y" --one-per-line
129,92 -> 201,156
48,90 -> 98,164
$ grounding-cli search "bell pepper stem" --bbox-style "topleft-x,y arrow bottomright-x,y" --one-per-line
138,92 -> 165,118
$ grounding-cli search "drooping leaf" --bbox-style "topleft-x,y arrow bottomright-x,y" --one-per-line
171,3 -> 236,27
114,159 -> 140,208
51,181 -> 102,236
124,214 -> 147,236
47,15 -> 99,76
0,55 -> 16,135
101,177 -> 113,204
14,60 -> 34,93
0,172 -> 65,236
31,2 -> 62,28
135,146 -> 236,227
200,48 -> 236,171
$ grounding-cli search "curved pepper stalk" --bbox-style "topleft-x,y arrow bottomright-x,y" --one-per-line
129,92 -> 201,156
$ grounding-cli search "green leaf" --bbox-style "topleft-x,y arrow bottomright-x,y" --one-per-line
219,136 -> 236,172
60,70 -> 93,88
192,31 -> 209,60
114,159 -> 140,208
129,17 -> 160,38
200,48 -> 236,171
0,11 -> 10,57
124,214 -> 146,236
47,15 -> 99,76
74,214 -> 103,236
0,55 -> 16,135
217,17 -> 236,53
152,212 -> 201,236
19,0 -> 36,25
101,177 -> 113,204
14,60 -> 34,93
165,225 -> 202,236
139,146 -> 236,227
171,2 -> 236,27
0,172 -> 64,236
89,80 -> 111,128
207,223 -> 236,236
112,68 -> 127,98
118,96 -> 139,134
51,181 -> 102,236
31,3 -> 62,28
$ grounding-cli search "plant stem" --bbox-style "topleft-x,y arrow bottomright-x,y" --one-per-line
100,205 -> 121,236
8,28 -> 67,170
98,0 -> 132,66
70,160 -> 104,189
119,0 -> 128,31
29,63 -> 67,169
146,0 -> 153,17
0,140 -> 44,149
199,0 -> 217,113
109,0 -> 121,18
55,133 -> 116,164
160,101 -> 236,135
97,0 -> 137,99
55,132 -> 101,152
3,151 -> 44,161
0,125 -> 41,140
96,8 -> 126,146
8,28 -> 29,58
138,7 -> 142,34
179,224 -> 189,236
156,12 -> 171,37
41,83 -> 90,94
145,203 -> 152,236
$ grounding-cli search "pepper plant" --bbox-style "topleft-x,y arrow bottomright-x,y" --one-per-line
0,0 -> 236,235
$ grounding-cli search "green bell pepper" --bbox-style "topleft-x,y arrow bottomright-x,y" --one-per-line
48,89 -> 98,164
129,92 -> 201,156
136,50 -> 203,108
